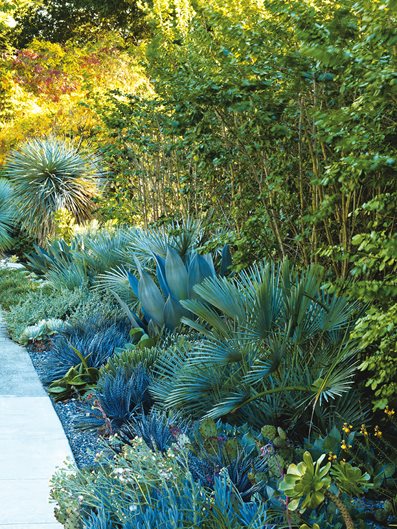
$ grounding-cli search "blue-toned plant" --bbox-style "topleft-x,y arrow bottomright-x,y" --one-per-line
94,219 -> 209,301
25,238 -> 89,290
25,228 -> 138,291
151,260 -> 365,436
45,315 -> 130,383
51,436 -> 274,529
25,239 -> 77,276
121,410 -> 188,452
4,137 -> 101,243
186,418 -> 268,498
81,227 -> 137,277
84,508 -> 113,529
126,217 -> 206,263
75,364 -> 152,432
118,243 -> 232,335
210,475 -> 271,529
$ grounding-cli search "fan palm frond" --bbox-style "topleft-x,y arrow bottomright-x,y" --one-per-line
153,259 -> 364,436
193,276 -> 248,321
127,218 -> 205,263
82,227 -> 136,274
95,266 -> 137,302
46,260 -> 88,290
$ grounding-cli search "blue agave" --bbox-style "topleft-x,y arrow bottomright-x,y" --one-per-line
121,244 -> 232,334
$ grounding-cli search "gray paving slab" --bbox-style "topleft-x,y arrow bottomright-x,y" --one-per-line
0,523 -> 62,529
0,397 -> 65,438
0,339 -> 45,397
0,480 -> 60,524
0,313 -> 72,527
0,435 -> 72,479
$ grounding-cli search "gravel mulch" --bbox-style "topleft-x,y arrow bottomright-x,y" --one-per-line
27,346 -> 100,468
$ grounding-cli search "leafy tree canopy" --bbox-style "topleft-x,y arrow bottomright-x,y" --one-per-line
11,0 -> 147,47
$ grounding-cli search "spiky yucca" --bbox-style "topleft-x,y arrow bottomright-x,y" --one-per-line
0,179 -> 14,251
4,137 -> 101,243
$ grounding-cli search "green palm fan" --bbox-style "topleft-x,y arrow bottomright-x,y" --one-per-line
4,137 -> 102,243
0,179 -> 15,251
154,260 -> 363,434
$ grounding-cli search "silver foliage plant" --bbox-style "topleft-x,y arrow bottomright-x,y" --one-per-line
4,137 -> 102,243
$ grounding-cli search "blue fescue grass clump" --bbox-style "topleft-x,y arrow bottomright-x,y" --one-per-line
84,508 -> 113,529
79,475 -> 270,529
75,364 -> 152,432
121,410 -> 189,452
45,314 -> 131,384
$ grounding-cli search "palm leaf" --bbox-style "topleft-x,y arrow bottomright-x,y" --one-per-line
193,276 -> 247,321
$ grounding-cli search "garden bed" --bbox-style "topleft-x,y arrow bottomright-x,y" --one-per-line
27,346 -> 99,468
0,225 -> 395,529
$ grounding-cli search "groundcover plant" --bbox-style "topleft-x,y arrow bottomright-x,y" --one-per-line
0,0 -> 396,527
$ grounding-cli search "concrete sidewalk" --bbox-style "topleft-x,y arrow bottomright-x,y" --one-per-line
0,314 -> 72,528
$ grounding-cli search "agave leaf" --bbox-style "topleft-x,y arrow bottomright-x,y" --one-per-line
198,253 -> 216,279
187,253 -> 203,297
127,272 -> 139,297
111,291 -> 144,329
165,246 -> 189,300
138,271 -> 165,326
163,296 -> 187,330
155,254 -> 171,297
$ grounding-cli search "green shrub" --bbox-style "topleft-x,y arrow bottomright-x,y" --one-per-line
4,287 -> 118,342
102,334 -> 193,378
355,304 -> 397,410
102,343 -> 162,376
0,268 -> 39,310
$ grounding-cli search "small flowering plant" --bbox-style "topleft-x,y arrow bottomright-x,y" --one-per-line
304,419 -> 397,493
